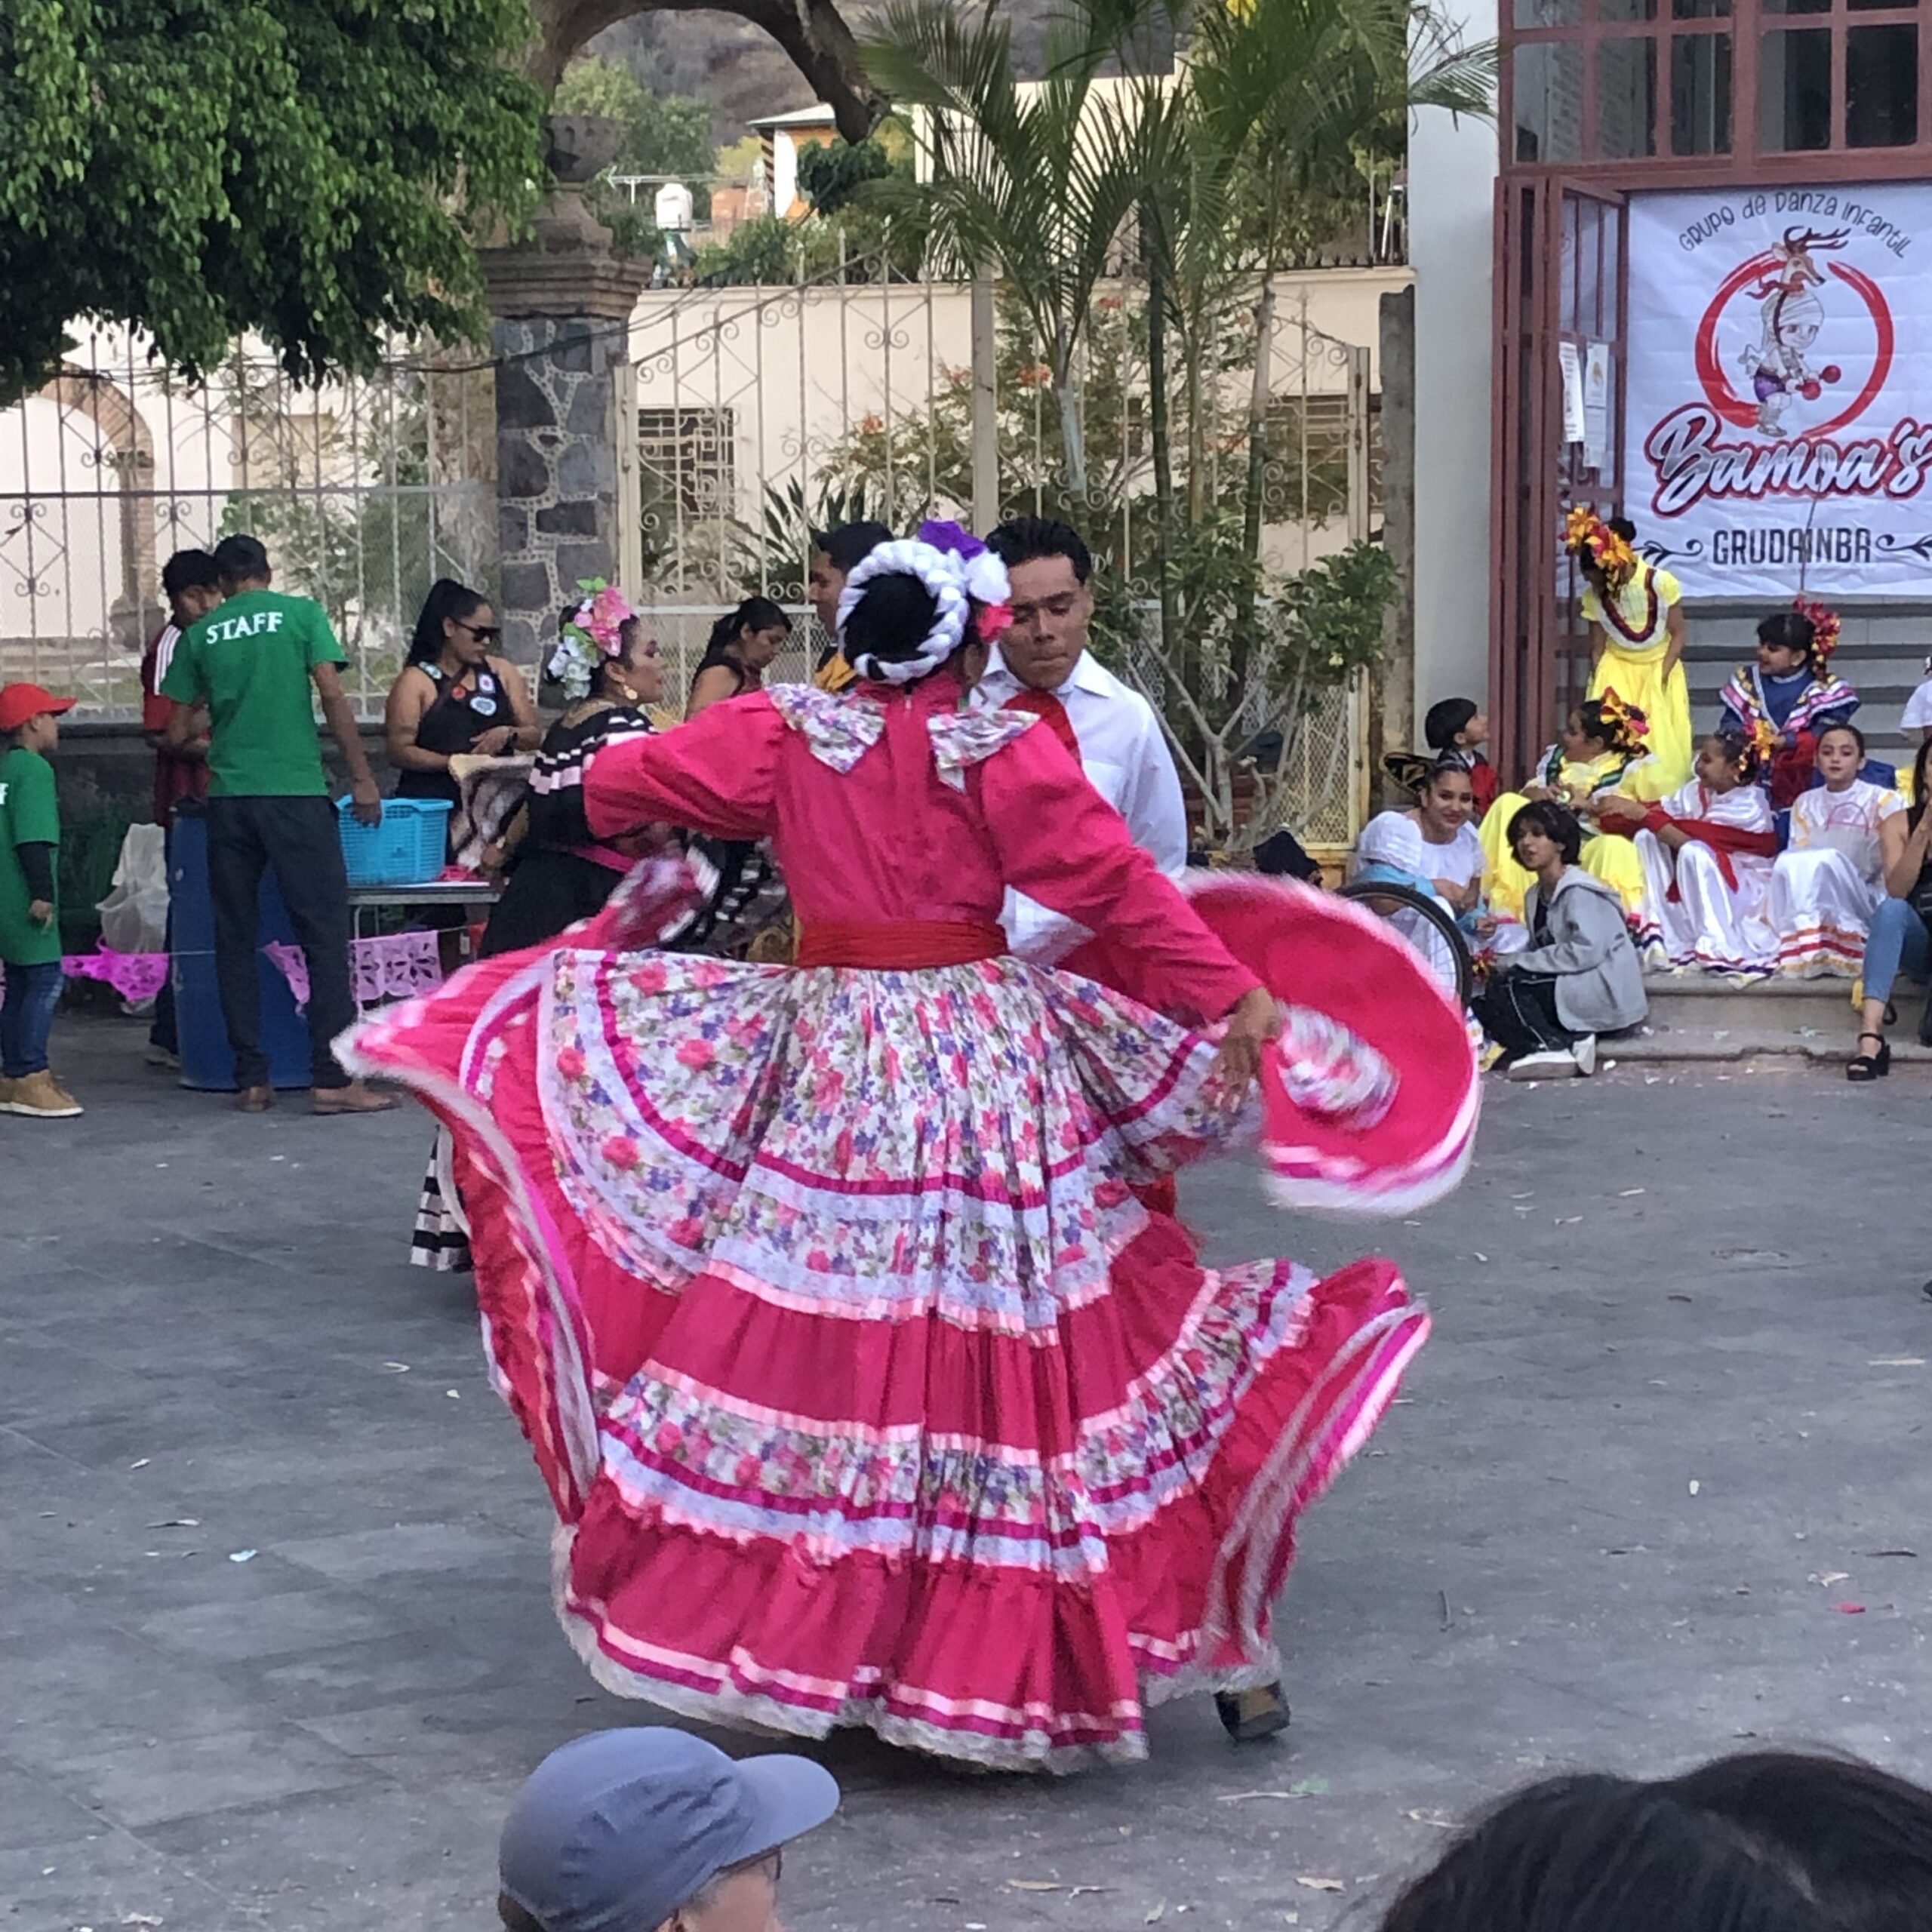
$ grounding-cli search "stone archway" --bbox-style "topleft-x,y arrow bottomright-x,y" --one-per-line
528,0 -> 884,139
34,363 -> 158,648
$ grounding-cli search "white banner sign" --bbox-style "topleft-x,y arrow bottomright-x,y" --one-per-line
1623,184 -> 1932,599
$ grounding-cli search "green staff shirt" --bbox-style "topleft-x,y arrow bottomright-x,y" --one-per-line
0,745 -> 61,966
160,589 -> 345,797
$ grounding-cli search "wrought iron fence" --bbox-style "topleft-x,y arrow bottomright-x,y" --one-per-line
626,252 -> 1389,842
0,330 -> 495,718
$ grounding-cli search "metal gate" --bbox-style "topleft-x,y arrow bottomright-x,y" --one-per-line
1493,180 -> 1629,778
0,329 -> 497,717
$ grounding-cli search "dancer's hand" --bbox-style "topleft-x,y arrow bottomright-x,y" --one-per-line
1214,987 -> 1281,1091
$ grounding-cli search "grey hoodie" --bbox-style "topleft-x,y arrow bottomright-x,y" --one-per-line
1509,867 -> 1648,1035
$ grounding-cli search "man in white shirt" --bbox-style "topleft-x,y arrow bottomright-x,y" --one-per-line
979,517 -> 1189,961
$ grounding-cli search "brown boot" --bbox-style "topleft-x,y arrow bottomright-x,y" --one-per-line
312,1079 -> 398,1117
235,1085 -> 275,1114
8,1071 -> 83,1119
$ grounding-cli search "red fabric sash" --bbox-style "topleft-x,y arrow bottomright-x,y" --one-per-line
795,921 -> 1009,969
1640,808 -> 1778,897
1003,688 -> 1081,758
1770,733 -> 1819,811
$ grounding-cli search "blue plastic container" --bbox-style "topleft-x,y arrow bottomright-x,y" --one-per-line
168,804 -> 314,1091
337,797 -> 451,887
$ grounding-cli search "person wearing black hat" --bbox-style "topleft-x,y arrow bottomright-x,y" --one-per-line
497,1729 -> 838,1932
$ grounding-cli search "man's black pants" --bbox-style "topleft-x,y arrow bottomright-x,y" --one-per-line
205,795 -> 354,1091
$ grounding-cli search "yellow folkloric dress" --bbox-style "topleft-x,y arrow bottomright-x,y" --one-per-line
1478,746 -> 1650,923
1583,563 -> 1691,802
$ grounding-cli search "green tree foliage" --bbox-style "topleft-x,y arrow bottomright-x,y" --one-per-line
798,137 -> 892,216
0,0 -> 544,406
553,54 -> 716,217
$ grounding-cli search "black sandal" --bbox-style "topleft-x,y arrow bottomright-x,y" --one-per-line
1215,1682 -> 1291,1742
1847,1030 -> 1891,1082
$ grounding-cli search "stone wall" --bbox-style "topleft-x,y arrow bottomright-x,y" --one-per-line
491,318 -> 626,666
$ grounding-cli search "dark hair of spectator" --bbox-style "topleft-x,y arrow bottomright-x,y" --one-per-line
1912,737 -> 1932,832
212,534 -> 271,583
1757,609 -> 1817,660
1706,728 -> 1757,777
1607,515 -> 1638,544
1815,720 -> 1866,756
986,516 -> 1093,585
1424,697 -> 1479,752
1377,1752 -> 1932,1932
1509,798 -> 1584,866
699,596 -> 791,667
406,579 -> 490,666
1423,759 -> 1475,798
841,574 -> 943,673
812,521 -> 894,575
161,549 -> 222,599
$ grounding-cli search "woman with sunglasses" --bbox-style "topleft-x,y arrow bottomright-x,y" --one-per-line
385,578 -> 542,814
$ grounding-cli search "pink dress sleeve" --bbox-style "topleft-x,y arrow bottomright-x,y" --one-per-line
584,691 -> 785,842
976,722 -> 1260,1024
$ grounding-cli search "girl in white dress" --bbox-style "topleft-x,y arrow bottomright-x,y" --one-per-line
1597,731 -> 1777,974
1357,757 -> 1526,968
1767,722 -> 1908,977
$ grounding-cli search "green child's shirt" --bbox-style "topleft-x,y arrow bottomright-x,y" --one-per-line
159,588 -> 346,797
0,746 -> 61,965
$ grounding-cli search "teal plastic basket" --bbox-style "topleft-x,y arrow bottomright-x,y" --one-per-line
337,797 -> 451,887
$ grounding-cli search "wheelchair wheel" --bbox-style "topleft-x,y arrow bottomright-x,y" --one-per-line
1337,878 -> 1476,1009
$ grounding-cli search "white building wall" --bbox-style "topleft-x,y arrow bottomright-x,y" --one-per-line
1409,12 -> 1501,724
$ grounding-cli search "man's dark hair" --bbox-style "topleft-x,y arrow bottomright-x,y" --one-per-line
986,516 -> 1093,585
1380,1752 -> 1932,1932
1508,798 -> 1584,866
813,521 -> 892,574
212,534 -> 271,583
161,549 -> 222,599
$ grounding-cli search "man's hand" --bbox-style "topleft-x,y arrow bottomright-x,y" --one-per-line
29,899 -> 54,928
1213,986 -> 1281,1091
349,777 -> 383,829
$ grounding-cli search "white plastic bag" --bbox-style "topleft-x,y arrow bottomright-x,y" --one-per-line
97,822 -> 170,955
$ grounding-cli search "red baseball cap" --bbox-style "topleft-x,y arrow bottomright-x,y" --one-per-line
0,685 -> 77,734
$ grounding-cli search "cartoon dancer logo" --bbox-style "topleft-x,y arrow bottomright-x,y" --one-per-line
1738,227 -> 1849,435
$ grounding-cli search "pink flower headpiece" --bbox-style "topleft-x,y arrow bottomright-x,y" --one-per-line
547,578 -> 637,699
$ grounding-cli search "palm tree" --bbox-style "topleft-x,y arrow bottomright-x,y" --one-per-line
862,0 -> 1152,502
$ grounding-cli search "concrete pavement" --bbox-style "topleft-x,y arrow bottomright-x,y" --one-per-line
4,1017 -> 1930,1931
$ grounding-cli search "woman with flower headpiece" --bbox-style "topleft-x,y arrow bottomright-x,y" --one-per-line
1596,728 -> 1779,974
1718,604 -> 1866,840
410,586 -> 669,1272
1764,721 -> 1910,981
1568,510 -> 1693,802
1477,694 -> 1654,924
345,518 -> 1478,1770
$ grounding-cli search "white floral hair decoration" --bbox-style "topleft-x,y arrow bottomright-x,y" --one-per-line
835,519 -> 1012,686
546,578 -> 636,700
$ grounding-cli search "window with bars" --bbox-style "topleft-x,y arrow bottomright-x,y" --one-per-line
636,408 -> 737,518
1263,393 -> 1384,525
1506,0 -> 1927,169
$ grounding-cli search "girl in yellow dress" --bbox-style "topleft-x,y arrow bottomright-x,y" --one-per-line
1568,509 -> 1692,801
1478,693 -> 1654,922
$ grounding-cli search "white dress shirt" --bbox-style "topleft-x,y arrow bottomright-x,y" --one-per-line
975,646 -> 1190,961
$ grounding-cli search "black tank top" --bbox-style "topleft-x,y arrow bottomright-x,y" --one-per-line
396,663 -> 509,804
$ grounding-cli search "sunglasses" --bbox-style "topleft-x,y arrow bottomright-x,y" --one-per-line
457,621 -> 503,645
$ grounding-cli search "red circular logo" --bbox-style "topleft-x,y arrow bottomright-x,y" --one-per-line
1692,251 -> 1892,438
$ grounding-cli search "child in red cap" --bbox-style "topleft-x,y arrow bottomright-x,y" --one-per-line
0,684 -> 81,1118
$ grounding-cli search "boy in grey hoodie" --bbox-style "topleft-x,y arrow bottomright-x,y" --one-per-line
1478,799 -> 1647,1078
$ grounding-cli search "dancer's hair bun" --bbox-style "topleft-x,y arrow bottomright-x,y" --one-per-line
843,574 -> 943,672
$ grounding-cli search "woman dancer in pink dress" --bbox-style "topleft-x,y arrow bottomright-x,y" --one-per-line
347,527 -> 1469,1770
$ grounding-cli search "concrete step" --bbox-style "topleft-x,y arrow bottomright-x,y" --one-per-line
1616,970 -> 1930,1063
